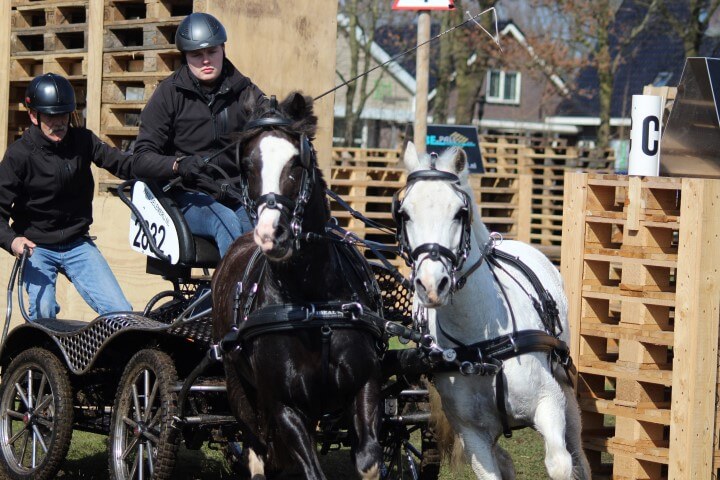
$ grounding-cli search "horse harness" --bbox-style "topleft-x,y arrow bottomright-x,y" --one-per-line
396,164 -> 576,438
215,240 -> 389,420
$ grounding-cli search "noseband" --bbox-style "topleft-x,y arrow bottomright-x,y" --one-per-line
392,167 -> 473,291
237,107 -> 316,248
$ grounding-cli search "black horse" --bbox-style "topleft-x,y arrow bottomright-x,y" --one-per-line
211,92 -> 385,479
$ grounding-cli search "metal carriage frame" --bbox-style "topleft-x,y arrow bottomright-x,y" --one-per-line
0,180 -> 438,480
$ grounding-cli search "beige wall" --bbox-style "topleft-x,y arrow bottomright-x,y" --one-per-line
209,0 -> 338,167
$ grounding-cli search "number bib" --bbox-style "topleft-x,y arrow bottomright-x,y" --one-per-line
128,181 -> 181,264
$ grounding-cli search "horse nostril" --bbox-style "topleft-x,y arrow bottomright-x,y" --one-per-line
415,278 -> 426,293
438,276 -> 450,294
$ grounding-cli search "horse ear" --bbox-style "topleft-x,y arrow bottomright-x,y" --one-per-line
403,141 -> 422,172
436,147 -> 468,178
284,92 -> 312,120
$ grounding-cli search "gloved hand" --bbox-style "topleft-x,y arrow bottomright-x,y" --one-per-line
176,155 -> 207,181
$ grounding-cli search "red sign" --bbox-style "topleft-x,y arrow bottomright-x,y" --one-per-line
392,0 -> 455,11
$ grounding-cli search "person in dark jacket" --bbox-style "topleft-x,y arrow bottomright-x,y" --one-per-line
132,12 -> 267,257
0,73 -> 134,320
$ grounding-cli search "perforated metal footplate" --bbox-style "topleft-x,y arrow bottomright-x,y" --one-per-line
32,313 -> 174,374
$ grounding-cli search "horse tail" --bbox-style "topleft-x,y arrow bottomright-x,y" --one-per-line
427,383 -> 465,471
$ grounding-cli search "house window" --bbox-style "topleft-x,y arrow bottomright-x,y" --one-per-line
486,70 -> 521,104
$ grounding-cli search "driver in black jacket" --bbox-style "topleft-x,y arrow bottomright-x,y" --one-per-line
0,73 -> 134,320
132,12 -> 268,258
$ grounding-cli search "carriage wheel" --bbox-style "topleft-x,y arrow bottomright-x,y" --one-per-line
108,349 -> 179,480
0,348 -> 73,480
381,422 -> 439,480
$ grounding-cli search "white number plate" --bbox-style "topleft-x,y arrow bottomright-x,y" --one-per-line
128,181 -> 180,264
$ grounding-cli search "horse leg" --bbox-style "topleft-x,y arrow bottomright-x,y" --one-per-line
351,379 -> 382,480
275,405 -> 326,480
533,394 -> 574,480
561,384 -> 592,479
224,358 -> 267,479
493,443 -> 516,480
455,427 -> 504,480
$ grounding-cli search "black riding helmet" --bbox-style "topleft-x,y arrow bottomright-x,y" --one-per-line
24,73 -> 76,115
175,12 -> 227,52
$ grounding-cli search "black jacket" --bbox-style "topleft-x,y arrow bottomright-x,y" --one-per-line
0,125 -> 134,252
132,59 -> 267,179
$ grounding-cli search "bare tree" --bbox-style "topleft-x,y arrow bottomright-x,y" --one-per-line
528,0 -> 659,150
653,0 -> 720,57
432,0 -> 500,125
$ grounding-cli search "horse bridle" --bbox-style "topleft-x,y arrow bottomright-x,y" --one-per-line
392,166 -> 473,290
236,106 -> 316,248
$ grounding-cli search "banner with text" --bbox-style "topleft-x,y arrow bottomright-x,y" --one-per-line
426,124 -> 484,173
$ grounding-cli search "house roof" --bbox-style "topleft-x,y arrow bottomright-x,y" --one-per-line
373,18 -> 570,99
336,14 -> 417,95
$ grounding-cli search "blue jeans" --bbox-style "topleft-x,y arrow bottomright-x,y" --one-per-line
173,191 -> 253,257
23,237 -> 132,320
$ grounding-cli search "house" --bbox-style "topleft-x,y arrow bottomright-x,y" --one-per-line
333,15 -> 416,148
333,2 -> 708,149
333,16 -> 578,148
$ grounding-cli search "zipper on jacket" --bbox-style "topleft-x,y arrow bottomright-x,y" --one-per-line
210,112 -> 218,143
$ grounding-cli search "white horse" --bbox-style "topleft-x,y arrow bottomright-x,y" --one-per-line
395,142 -> 590,479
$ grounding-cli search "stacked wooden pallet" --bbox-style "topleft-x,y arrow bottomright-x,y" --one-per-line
468,172 -> 531,243
328,148 -> 405,267
561,173 -> 720,479
479,136 -> 615,260
99,0 -> 196,161
7,0 -> 90,144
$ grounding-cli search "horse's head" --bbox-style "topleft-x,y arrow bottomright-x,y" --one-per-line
237,92 -> 324,261
394,142 -> 477,307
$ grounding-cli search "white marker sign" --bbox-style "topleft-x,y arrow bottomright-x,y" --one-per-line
392,0 -> 455,10
128,181 -> 180,264
628,94 -> 663,176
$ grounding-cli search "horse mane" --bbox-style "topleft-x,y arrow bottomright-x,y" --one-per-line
239,90 -> 318,141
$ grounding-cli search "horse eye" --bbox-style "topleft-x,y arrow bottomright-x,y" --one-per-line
453,210 -> 465,221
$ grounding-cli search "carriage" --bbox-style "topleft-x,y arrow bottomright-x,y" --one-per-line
0,168 -> 440,479
0,91 -> 588,480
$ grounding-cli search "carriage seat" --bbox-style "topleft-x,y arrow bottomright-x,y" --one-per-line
141,181 -> 221,279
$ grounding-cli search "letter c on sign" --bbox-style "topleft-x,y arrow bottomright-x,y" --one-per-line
642,116 -> 659,156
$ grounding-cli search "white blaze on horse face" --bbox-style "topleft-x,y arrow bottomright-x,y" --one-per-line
404,181 -> 465,306
254,136 -> 299,252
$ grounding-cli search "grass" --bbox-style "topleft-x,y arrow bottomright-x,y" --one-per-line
58,428 -> 550,479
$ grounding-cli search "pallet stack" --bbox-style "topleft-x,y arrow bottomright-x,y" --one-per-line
480,136 -> 615,260
468,172 -> 532,243
561,173 -> 720,479
328,148 -> 406,267
100,0 -> 196,155
7,0 -> 90,144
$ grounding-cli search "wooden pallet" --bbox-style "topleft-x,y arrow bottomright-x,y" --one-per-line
104,0 -> 195,23
561,173 -> 720,479
103,20 -> 179,51
10,52 -> 86,79
331,147 -> 402,167
103,48 -> 180,75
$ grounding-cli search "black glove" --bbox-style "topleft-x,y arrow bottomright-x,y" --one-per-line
176,156 -> 207,181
